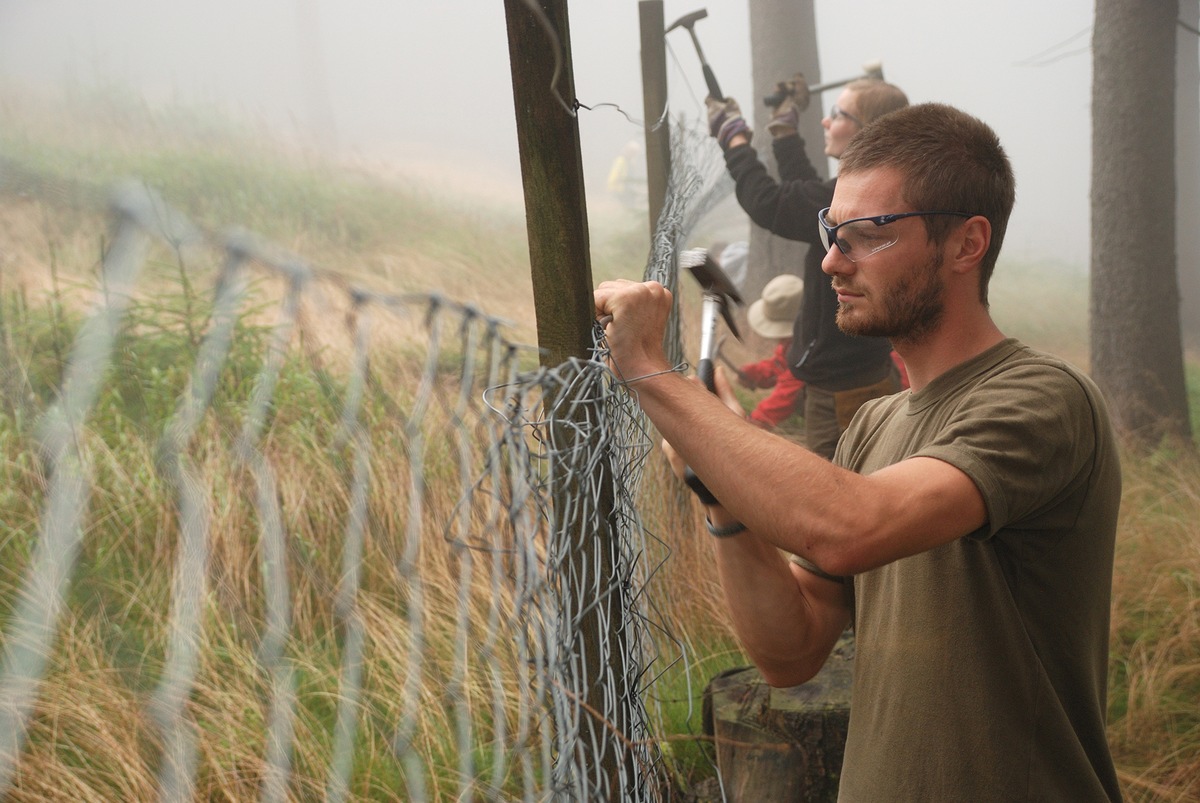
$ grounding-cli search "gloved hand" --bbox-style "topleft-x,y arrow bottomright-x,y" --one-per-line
705,96 -> 751,150
766,73 -> 811,138
767,96 -> 802,137
729,362 -> 758,388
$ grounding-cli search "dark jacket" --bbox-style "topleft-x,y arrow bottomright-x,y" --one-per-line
723,135 -> 894,391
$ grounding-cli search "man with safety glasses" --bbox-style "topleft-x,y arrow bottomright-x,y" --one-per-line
595,103 -> 1123,800
705,76 -> 909,459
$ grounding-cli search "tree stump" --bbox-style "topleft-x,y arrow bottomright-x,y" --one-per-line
700,633 -> 854,802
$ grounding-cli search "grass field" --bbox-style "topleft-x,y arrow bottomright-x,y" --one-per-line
1,85 -> 1198,801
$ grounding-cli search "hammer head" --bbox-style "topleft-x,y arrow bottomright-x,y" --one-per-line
666,8 -> 707,33
680,248 -> 743,340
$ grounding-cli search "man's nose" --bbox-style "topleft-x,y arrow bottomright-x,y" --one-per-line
821,244 -> 851,276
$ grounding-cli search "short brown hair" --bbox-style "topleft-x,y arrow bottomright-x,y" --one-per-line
845,79 -> 909,126
838,103 -> 1016,302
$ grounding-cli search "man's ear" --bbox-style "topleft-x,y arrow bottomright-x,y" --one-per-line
951,215 -> 991,273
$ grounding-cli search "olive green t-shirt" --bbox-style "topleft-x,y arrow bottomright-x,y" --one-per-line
832,339 -> 1122,802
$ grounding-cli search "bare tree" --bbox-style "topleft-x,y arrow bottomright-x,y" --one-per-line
1091,0 -> 1193,443
1178,2 -> 1200,351
293,0 -> 338,152
743,0 -> 824,304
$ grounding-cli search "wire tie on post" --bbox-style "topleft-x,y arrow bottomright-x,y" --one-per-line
613,363 -> 688,387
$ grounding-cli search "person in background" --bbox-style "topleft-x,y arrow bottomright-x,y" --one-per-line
738,273 -> 807,429
594,103 -> 1123,800
705,75 -> 909,458
606,139 -> 645,209
737,274 -> 912,430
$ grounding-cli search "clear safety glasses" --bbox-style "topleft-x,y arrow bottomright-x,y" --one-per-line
817,207 -> 975,262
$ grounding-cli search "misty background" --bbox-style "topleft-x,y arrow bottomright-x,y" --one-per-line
1,0 -> 1098,266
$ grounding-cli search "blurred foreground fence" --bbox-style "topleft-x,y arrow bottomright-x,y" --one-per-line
0,118 -> 732,801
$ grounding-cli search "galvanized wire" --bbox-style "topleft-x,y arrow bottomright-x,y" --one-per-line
645,117 -> 735,364
0,119 -> 732,801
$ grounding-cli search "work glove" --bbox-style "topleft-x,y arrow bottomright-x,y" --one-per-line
783,72 -> 812,111
766,73 -> 810,138
767,96 -> 802,138
705,96 -> 751,150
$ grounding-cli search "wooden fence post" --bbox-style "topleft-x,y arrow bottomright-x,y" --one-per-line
504,1 -> 637,796
639,0 -> 670,240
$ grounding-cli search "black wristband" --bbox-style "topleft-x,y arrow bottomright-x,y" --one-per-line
684,471 -> 719,505
705,517 -> 748,538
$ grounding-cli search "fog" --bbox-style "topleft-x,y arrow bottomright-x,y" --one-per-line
1,0 -> 1095,266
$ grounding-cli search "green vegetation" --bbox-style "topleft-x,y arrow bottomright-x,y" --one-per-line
2,86 -> 1199,801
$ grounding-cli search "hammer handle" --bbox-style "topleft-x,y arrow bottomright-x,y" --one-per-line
696,357 -> 716,393
684,467 -> 719,506
702,65 -> 723,101
684,25 -> 723,100
683,356 -> 719,505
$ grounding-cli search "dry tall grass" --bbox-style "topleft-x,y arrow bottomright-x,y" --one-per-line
0,333 -> 578,799
1108,447 -> 1200,801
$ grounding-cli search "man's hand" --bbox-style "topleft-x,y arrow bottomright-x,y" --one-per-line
785,73 -> 811,111
712,362 -> 749,416
766,73 -> 810,138
705,96 -> 751,150
594,280 -> 674,384
767,96 -> 801,137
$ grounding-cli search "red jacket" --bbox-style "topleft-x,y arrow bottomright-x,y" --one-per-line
741,343 -> 911,429
740,342 -> 806,428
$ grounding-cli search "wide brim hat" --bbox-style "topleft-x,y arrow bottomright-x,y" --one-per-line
748,274 -> 804,339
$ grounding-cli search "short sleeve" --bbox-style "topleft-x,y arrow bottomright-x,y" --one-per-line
912,363 -> 1099,539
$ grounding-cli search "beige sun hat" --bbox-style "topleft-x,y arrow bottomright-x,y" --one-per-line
748,274 -> 804,339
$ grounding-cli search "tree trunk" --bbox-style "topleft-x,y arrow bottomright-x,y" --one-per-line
1091,0 -> 1193,442
1177,1 -> 1200,352
744,0 -> 825,306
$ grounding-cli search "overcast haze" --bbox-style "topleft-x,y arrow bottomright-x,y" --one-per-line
1,0 -> 1098,265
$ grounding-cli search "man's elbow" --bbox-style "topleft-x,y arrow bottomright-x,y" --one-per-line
756,656 -> 826,689
799,510 -> 888,577
795,533 -> 868,578
748,639 -> 833,688
806,547 -> 869,579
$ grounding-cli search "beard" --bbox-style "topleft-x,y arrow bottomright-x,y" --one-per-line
835,250 -> 945,342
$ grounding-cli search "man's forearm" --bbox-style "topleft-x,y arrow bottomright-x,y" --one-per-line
633,372 -> 837,545
707,513 -> 850,686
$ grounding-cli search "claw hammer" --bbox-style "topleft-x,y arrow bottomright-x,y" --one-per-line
666,8 -> 723,99
680,248 -> 743,503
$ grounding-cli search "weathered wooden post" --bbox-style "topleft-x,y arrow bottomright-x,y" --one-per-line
639,0 -> 670,239
503,0 -> 637,796
503,0 -> 595,370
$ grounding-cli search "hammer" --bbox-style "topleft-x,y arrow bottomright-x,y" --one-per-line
680,248 -> 743,503
810,60 -> 884,93
714,335 -> 752,386
666,9 -> 723,100
763,60 -> 885,107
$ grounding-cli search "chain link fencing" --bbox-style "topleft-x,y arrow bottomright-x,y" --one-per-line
0,111 -> 733,801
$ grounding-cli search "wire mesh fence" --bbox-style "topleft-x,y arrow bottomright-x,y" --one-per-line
0,109 -> 733,800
